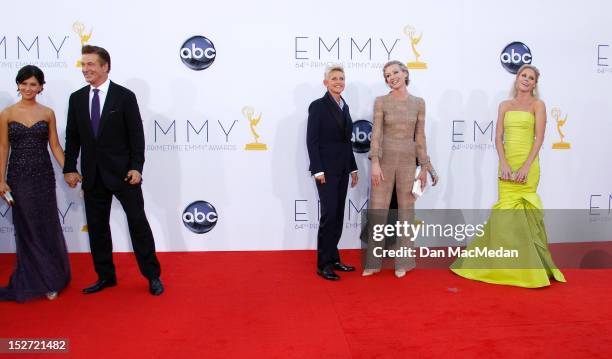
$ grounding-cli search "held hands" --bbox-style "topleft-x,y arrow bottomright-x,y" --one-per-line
63,171 -> 142,187
371,163 -> 384,187
0,181 -> 11,196
63,172 -> 83,188
350,172 -> 359,188
125,170 -> 142,185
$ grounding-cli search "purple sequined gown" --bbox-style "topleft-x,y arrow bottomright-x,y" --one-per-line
0,121 -> 70,302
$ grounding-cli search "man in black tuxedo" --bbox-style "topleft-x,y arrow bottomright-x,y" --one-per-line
306,65 -> 358,281
63,45 -> 163,295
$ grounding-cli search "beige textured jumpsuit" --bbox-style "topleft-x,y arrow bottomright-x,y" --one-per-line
365,93 -> 432,270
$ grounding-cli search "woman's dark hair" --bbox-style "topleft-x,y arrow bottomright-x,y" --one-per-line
15,65 -> 45,93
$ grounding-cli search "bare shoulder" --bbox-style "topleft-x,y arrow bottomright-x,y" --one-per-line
1,104 -> 16,114
498,100 -> 512,112
32,104 -> 53,123
41,104 -> 56,118
533,99 -> 546,111
0,105 -> 15,122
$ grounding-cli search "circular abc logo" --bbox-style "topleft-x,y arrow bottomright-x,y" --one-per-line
182,201 -> 218,234
180,36 -> 216,71
500,42 -> 532,74
351,120 -> 372,153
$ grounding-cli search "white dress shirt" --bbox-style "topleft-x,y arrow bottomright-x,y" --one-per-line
88,78 -> 111,119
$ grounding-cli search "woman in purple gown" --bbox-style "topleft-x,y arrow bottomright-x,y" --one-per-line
0,65 -> 71,302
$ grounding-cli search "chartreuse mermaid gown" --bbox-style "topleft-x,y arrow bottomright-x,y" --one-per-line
451,111 -> 566,288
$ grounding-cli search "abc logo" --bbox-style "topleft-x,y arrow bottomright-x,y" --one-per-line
351,120 -> 372,153
500,42 -> 532,74
180,36 -> 216,71
182,201 -> 218,234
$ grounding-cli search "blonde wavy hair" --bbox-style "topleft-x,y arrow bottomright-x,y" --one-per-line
511,64 -> 540,99
382,60 -> 409,86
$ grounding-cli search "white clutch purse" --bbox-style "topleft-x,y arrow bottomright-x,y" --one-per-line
412,167 -> 425,198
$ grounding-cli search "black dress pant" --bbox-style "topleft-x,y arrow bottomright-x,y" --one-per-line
83,173 -> 161,280
315,174 -> 349,270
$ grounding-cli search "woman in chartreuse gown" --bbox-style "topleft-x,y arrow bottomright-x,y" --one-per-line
450,64 -> 565,288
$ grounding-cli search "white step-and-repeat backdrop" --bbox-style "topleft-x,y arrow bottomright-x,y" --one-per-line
1,0 -> 611,252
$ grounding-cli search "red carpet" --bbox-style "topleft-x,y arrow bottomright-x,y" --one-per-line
1,250 -> 611,358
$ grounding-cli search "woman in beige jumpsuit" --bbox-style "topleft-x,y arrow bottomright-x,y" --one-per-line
363,60 -> 438,278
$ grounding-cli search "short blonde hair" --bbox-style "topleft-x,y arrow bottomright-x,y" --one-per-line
324,64 -> 344,80
511,64 -> 540,99
383,60 -> 409,86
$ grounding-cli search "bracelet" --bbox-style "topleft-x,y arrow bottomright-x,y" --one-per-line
418,157 -> 431,167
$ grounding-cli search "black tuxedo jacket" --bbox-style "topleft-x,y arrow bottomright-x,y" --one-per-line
63,81 -> 145,191
306,92 -> 357,176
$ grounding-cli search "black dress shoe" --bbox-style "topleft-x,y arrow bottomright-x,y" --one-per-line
82,277 -> 117,294
334,262 -> 356,272
317,267 -> 340,281
149,278 -> 164,296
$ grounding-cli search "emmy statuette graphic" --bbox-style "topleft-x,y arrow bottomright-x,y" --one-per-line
243,106 -> 268,151
404,25 -> 427,69
551,107 -> 571,149
73,21 -> 93,67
